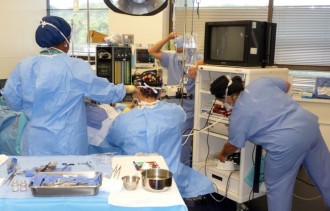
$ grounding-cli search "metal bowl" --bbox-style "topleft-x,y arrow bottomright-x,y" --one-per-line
122,175 -> 140,191
141,169 -> 172,192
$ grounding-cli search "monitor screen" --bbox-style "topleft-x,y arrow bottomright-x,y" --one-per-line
210,26 -> 245,62
136,49 -> 155,64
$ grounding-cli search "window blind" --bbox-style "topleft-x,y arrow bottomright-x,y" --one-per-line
273,6 -> 330,66
174,7 -> 268,55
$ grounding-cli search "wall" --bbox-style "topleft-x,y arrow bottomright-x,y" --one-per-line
0,0 -> 46,79
108,8 -> 169,48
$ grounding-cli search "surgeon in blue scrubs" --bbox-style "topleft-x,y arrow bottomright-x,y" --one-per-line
148,32 -> 202,167
210,75 -> 330,211
102,71 -> 214,198
1,16 -> 125,156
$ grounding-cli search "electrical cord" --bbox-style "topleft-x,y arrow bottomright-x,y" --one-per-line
205,103 -> 232,204
293,193 -> 322,201
209,170 -> 239,203
295,177 -> 314,187
293,175 -> 321,201
182,102 -> 225,138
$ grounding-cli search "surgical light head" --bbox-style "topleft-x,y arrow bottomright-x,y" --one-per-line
35,16 -> 71,48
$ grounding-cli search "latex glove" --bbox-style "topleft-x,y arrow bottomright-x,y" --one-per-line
125,85 -> 135,94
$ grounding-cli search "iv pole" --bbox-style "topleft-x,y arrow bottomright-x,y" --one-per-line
87,0 -> 91,64
73,0 -> 91,63
179,0 -> 193,106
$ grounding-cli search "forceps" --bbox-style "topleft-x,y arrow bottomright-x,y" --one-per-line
78,161 -> 94,170
2,167 -> 23,186
111,164 -> 121,179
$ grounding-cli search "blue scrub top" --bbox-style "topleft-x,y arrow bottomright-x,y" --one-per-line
229,77 -> 318,156
103,102 -> 215,197
2,53 -> 125,156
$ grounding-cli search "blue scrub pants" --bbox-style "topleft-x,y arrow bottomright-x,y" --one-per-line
264,127 -> 330,211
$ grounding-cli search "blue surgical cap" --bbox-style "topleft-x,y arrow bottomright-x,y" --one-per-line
174,36 -> 184,49
35,16 -> 71,48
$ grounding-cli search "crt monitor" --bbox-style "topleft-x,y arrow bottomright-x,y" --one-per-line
204,20 -> 277,67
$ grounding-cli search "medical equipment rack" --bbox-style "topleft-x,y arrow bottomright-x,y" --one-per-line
192,65 -> 289,208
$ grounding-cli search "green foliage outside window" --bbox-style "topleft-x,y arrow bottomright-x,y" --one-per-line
48,0 -> 109,55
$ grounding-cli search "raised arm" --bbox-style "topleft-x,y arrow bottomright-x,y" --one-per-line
148,32 -> 179,61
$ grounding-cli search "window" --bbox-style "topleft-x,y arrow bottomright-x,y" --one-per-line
173,1 -> 330,70
273,2 -> 330,67
48,0 -> 109,58
173,1 -> 269,55
175,0 -> 268,7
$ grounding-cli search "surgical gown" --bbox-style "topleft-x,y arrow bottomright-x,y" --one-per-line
103,101 -> 215,198
161,52 -> 195,166
229,77 -> 330,211
1,53 -> 125,156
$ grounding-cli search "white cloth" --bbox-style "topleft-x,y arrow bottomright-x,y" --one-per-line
107,155 -> 187,209
0,154 -> 8,166
88,105 -> 121,146
0,154 -> 8,185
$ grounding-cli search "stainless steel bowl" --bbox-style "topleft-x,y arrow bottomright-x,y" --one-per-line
141,169 -> 172,192
122,175 -> 140,191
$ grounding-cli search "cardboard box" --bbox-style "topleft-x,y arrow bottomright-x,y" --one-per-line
89,30 -> 107,43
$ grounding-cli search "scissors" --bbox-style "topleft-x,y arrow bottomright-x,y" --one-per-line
2,167 -> 20,186
61,163 -> 74,171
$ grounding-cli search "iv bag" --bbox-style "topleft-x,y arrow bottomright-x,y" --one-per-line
184,33 -> 198,67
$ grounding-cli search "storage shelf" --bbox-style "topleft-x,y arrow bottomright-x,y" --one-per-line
193,65 -> 289,204
200,113 -> 229,124
200,90 -> 211,94
200,130 -> 229,140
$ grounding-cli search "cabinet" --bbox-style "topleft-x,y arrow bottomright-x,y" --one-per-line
193,65 -> 289,203
292,96 -> 330,150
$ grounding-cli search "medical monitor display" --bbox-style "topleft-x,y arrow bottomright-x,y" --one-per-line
204,20 -> 277,67
210,26 -> 245,62
135,48 -> 156,68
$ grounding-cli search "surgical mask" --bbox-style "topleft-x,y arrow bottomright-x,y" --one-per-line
176,53 -> 183,61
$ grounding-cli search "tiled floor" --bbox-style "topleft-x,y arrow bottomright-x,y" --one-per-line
184,167 -> 329,211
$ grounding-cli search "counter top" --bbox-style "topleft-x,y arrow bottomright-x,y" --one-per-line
292,95 -> 330,104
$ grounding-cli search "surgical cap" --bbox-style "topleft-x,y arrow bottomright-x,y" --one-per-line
136,70 -> 163,96
136,71 -> 162,87
174,36 -> 184,49
210,75 -> 244,99
35,16 -> 71,48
